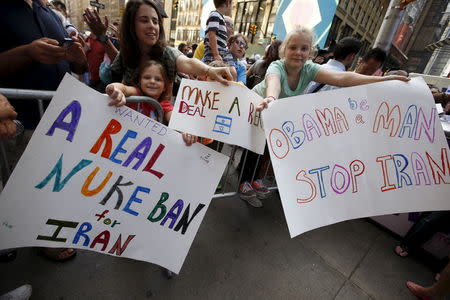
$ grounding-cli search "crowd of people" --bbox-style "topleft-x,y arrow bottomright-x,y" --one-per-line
0,0 -> 449,299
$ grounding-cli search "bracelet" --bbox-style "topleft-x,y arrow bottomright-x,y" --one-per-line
267,95 -> 276,102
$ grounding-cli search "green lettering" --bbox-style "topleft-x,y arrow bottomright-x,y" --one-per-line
147,192 -> 169,222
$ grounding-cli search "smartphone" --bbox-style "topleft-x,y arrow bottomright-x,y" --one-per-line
59,37 -> 74,49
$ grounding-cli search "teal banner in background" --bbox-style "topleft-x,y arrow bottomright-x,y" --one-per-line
272,0 -> 338,48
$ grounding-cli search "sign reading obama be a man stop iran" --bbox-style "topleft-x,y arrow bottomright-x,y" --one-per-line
169,79 -> 266,154
0,75 -> 229,274
262,77 -> 450,238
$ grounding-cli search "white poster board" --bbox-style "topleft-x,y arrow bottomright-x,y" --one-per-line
0,75 -> 229,273
169,79 -> 266,154
262,77 -> 450,238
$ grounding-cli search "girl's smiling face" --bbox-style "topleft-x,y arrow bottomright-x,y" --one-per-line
284,33 -> 312,69
135,4 -> 160,50
140,65 -> 166,99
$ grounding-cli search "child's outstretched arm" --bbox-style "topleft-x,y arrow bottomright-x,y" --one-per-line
315,69 -> 410,87
105,83 -> 136,107
256,74 -> 281,112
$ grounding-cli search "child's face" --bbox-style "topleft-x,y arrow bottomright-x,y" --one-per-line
140,65 -> 165,99
135,4 -> 160,49
284,33 -> 311,69
229,37 -> 247,59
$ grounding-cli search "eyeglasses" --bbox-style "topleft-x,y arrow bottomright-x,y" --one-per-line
235,40 -> 248,50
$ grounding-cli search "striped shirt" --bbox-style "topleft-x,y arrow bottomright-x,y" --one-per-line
203,10 -> 234,66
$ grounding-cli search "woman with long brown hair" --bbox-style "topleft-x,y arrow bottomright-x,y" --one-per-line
110,0 -> 232,89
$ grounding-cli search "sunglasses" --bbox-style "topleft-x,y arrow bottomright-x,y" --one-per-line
235,40 -> 248,50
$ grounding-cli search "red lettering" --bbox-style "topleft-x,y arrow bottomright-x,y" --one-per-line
108,234 -> 136,256
178,101 -> 189,113
376,155 -> 397,192
90,119 -> 122,158
248,103 -> 254,124
142,144 -> 166,179
90,230 -> 110,251
211,92 -> 220,110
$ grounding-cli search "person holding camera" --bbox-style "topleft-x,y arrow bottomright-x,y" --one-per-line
0,0 -> 88,129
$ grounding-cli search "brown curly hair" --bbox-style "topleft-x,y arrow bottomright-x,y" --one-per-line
263,40 -> 281,68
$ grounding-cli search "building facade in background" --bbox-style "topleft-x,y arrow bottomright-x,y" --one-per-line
423,2 -> 450,76
233,0 -> 280,44
325,0 -> 389,58
59,0 -> 450,75
173,0 -> 202,45
403,0 -> 450,74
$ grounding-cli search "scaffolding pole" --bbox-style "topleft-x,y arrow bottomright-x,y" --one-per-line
373,0 -> 406,53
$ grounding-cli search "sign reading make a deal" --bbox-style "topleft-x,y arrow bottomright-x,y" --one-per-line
263,77 -> 450,238
0,75 -> 228,273
169,79 -> 266,154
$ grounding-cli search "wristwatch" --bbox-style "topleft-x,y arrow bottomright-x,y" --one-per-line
98,34 -> 109,43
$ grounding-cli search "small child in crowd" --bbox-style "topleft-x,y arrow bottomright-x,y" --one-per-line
106,60 -> 197,145
203,0 -> 235,68
227,34 -> 248,85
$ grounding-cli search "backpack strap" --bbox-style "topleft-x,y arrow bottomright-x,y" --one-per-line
311,83 -> 326,93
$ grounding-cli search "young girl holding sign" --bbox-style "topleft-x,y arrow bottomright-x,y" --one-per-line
243,26 -> 409,207
106,60 -> 197,145
255,26 -> 410,111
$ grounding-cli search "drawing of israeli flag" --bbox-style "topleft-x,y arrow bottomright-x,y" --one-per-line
272,0 -> 338,48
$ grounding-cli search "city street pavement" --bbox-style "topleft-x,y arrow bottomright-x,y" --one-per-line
0,189 -> 442,299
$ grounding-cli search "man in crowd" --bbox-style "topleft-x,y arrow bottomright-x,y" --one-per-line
0,0 -> 87,128
178,43 -> 189,56
354,47 -> 386,76
305,37 -> 362,93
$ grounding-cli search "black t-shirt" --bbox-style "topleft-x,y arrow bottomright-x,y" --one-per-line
0,0 -> 71,128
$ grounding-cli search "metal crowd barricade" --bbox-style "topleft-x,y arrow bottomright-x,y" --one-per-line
211,145 -> 278,201
0,88 -> 163,184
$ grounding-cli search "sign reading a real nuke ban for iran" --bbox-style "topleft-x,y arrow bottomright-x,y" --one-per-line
262,77 -> 450,238
169,79 -> 266,154
0,75 -> 229,274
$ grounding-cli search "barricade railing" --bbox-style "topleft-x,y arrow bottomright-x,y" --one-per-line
211,144 -> 278,200
0,88 -> 163,185
0,88 -> 164,123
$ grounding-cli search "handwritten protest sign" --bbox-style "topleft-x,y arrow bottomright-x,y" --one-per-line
262,77 -> 450,238
169,79 -> 266,154
0,75 -> 228,273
